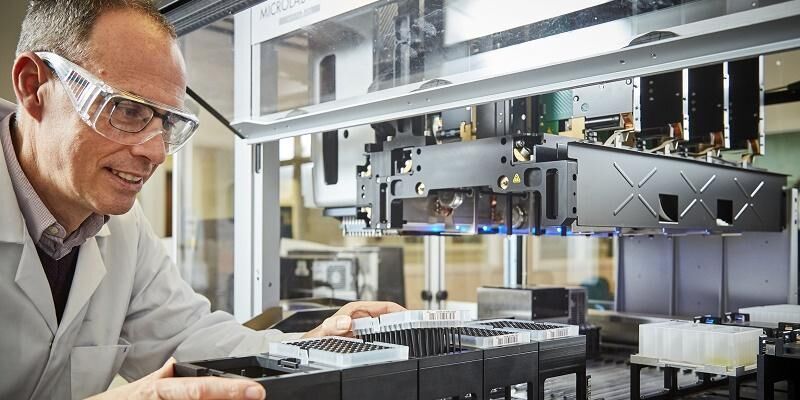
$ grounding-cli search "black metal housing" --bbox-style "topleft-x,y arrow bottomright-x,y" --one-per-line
354,134 -> 785,236
175,336 -> 588,400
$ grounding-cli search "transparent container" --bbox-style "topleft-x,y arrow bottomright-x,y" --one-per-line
702,325 -> 761,367
660,322 -> 690,362
638,322 -> 760,368
740,304 -> 800,324
638,321 -> 681,359
680,324 -> 706,365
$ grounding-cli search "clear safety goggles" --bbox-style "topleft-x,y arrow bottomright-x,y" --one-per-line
36,51 -> 199,155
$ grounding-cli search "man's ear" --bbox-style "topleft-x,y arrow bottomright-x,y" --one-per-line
12,52 -> 52,122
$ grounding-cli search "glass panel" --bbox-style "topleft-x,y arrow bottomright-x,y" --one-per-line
754,48 -> 800,184
174,20 -> 236,313
183,17 -> 234,119
526,236 -> 616,310
278,143 -> 424,309
255,0 -> 788,119
279,138 -> 295,161
444,236 -> 504,305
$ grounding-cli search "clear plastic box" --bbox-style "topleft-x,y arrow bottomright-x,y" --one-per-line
660,322 -> 690,362
638,321 -> 684,359
680,324 -> 706,365
702,326 -> 761,367
739,304 -> 800,324
637,322 -> 761,368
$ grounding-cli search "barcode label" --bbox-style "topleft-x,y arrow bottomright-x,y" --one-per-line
546,328 -> 559,339
423,310 -> 458,321
492,334 -> 521,346
544,327 -> 571,339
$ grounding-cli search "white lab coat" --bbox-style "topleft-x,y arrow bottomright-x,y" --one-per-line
0,99 -> 300,399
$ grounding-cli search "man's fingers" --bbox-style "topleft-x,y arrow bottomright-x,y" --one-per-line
154,377 -> 265,400
337,301 -> 406,318
321,315 -> 353,336
146,357 -> 177,380
303,302 -> 406,338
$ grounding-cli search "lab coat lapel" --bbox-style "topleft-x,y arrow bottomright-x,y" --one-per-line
2,122 -> 58,334
59,234 -> 107,332
14,235 -> 58,334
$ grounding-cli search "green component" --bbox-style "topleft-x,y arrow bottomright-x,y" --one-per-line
536,90 -> 573,135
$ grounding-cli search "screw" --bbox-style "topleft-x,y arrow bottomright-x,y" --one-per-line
416,182 -> 426,195
498,176 -> 509,190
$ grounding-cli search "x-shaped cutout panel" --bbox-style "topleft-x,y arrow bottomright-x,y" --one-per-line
612,162 -> 658,218
679,171 -> 716,221
733,177 -> 764,222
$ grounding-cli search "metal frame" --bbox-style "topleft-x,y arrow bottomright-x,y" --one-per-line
232,1 -> 800,142
503,236 -> 527,287
423,236 -> 446,310
173,138 -> 193,280
791,189 -> 799,305
161,0 -> 267,36
568,142 -> 785,233
630,354 -> 756,400
233,11 -> 281,321
617,189 -> 799,316
226,2 -> 800,320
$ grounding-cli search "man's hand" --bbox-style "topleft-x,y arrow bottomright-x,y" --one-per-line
88,358 -> 265,400
302,301 -> 405,338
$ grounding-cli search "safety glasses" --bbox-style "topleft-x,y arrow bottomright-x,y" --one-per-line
36,51 -> 199,155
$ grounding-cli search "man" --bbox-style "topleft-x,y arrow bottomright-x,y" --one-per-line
0,1 -> 403,399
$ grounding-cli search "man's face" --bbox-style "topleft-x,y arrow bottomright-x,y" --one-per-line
38,9 -> 187,216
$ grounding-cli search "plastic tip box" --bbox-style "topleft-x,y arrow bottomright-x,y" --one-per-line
638,321 -> 761,368
352,310 -> 471,335
471,319 -> 580,341
269,336 -> 409,368
459,327 -> 531,348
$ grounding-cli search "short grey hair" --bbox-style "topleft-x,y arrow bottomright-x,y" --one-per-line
16,0 -> 176,63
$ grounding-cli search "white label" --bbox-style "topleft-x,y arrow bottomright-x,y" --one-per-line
250,0 -> 379,44
492,334 -> 520,346
423,310 -> 461,321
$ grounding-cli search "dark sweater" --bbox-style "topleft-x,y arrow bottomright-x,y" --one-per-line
35,245 -> 79,324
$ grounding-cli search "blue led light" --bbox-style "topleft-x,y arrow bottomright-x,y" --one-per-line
426,225 -> 444,233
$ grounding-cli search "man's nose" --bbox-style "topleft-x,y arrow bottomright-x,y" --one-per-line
129,132 -> 167,165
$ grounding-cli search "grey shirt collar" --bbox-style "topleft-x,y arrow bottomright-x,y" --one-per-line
0,113 -> 108,259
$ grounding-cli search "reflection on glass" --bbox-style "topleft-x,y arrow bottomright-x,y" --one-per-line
256,0 -> 786,118
176,19 -> 236,313
527,236 -> 616,310
279,158 -> 424,309
443,236 -> 504,305
183,17 -> 234,119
